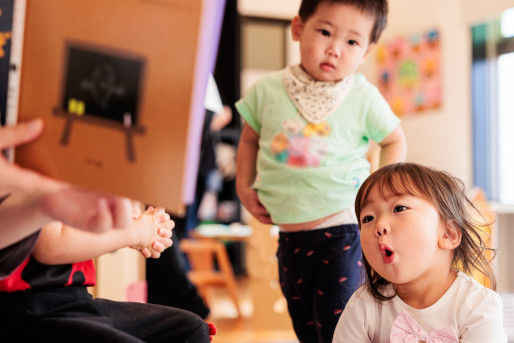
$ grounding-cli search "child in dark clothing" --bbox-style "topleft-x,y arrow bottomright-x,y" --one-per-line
0,207 -> 210,343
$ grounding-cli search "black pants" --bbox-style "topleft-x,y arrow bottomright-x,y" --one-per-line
277,224 -> 363,343
0,287 -> 209,343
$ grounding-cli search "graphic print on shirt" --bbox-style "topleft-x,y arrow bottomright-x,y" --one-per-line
271,117 -> 331,167
390,310 -> 458,342
0,256 -> 95,292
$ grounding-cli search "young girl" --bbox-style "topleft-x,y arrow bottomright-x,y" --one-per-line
236,0 -> 406,342
332,163 -> 507,342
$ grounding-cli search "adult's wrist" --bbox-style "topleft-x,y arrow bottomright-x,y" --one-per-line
29,192 -> 55,228
0,192 -> 51,249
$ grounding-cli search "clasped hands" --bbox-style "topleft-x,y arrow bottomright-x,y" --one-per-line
130,206 -> 174,259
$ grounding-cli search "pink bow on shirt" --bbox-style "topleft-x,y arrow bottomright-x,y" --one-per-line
390,310 -> 459,343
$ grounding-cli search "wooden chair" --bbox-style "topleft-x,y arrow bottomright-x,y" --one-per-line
179,238 -> 242,317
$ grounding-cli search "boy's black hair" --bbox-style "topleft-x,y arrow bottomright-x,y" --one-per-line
298,0 -> 388,43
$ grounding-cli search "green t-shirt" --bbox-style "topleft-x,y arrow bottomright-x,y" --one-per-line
236,70 -> 400,224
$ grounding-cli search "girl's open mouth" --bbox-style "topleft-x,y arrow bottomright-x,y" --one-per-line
379,244 -> 395,264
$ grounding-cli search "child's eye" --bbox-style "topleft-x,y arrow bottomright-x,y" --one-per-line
319,29 -> 331,37
361,215 -> 374,224
393,205 -> 408,213
348,40 -> 359,46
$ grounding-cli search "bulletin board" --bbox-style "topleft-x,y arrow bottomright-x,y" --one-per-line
376,29 -> 442,116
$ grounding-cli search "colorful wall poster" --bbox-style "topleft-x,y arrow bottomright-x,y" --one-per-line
376,29 -> 442,116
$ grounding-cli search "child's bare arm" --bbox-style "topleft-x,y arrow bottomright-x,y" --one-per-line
32,209 -> 173,265
378,127 -> 407,167
236,124 -> 272,224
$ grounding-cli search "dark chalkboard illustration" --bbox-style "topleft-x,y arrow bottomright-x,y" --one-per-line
56,43 -> 146,162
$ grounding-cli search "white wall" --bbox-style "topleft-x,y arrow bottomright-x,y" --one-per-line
370,0 -> 512,185
364,0 -> 472,184
238,0 -> 300,19
463,0 -> 514,24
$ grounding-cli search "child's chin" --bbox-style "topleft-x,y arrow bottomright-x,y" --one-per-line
316,71 -> 344,82
377,270 -> 403,285
386,274 -> 416,286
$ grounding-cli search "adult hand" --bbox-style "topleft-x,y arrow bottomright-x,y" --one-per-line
0,120 -> 134,241
40,188 -> 134,232
0,119 -> 60,195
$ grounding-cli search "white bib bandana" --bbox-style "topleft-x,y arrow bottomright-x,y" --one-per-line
282,64 -> 354,124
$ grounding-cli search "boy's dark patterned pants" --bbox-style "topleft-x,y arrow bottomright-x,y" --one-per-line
277,224 -> 363,343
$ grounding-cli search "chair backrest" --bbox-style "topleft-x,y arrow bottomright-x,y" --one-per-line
180,238 -> 216,271
180,238 -> 232,274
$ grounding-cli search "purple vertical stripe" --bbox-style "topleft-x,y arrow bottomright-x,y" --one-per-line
182,0 -> 226,204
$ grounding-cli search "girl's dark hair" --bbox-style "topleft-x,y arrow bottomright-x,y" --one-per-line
355,163 -> 497,301
298,0 -> 388,43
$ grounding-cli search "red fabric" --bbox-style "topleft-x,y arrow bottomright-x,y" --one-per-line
208,322 -> 216,341
65,261 -> 96,286
0,256 -> 96,292
0,257 -> 31,291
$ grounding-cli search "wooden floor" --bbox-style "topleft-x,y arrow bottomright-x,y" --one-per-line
207,278 -> 298,343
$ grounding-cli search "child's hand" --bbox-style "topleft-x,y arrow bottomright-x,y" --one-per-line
238,187 -> 272,224
130,207 -> 174,258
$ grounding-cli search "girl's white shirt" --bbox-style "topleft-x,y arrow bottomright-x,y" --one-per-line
332,271 -> 507,343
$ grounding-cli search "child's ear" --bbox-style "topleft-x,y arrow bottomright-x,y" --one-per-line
438,220 -> 462,250
291,15 -> 303,41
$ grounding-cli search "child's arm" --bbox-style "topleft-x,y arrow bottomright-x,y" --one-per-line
235,124 -> 272,224
377,127 -> 407,167
0,188 -> 134,250
32,208 -> 173,265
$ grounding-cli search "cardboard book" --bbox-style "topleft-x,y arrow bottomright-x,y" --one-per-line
13,0 -> 225,213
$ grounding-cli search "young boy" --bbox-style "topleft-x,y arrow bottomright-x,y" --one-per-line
0,207 -> 210,343
236,0 -> 406,342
